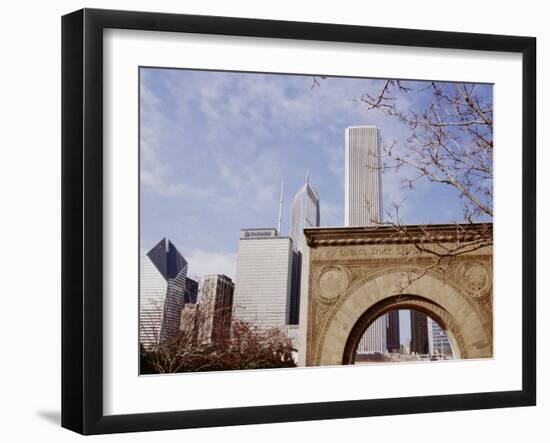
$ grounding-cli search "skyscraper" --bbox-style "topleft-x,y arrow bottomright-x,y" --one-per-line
288,250 -> 302,325
233,228 -> 294,328
345,126 -> 387,353
200,274 -> 235,343
357,315 -> 388,355
140,238 -> 188,349
289,175 -> 320,324
184,277 -> 199,304
345,126 -> 382,227
290,175 -> 320,252
410,310 -> 429,355
386,310 -> 401,353
427,317 -> 453,356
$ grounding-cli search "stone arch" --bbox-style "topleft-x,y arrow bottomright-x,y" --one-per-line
315,269 -> 492,366
341,294 -> 464,364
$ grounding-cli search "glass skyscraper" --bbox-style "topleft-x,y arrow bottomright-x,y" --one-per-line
184,277 -> 199,304
410,310 -> 430,355
288,176 -> 320,324
427,316 -> 453,356
290,175 -> 320,253
140,238 -> 188,349
386,310 -> 401,353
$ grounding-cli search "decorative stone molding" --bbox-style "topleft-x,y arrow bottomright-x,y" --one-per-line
305,223 -> 492,248
457,261 -> 493,300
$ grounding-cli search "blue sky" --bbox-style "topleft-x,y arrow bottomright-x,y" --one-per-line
140,68 -> 492,345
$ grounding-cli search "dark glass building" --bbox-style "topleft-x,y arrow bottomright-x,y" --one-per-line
410,310 -> 429,355
184,277 -> 199,304
141,238 -> 188,347
289,250 -> 302,325
386,310 -> 400,353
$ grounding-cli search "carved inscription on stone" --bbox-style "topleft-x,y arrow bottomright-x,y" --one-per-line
312,244 -> 422,261
311,242 -> 490,261
338,245 -> 419,258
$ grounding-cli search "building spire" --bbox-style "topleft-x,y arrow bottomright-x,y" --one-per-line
305,169 -> 309,185
277,178 -> 284,235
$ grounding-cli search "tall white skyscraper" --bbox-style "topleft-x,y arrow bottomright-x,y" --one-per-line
290,175 -> 320,252
345,126 -> 387,354
233,228 -> 294,328
140,238 -> 188,349
357,316 -> 389,355
345,126 -> 382,227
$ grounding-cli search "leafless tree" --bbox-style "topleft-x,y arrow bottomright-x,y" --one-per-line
356,80 -> 493,289
359,80 -> 492,220
140,298 -> 296,374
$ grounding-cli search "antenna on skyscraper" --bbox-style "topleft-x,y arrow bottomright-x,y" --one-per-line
277,178 -> 284,235
305,169 -> 309,184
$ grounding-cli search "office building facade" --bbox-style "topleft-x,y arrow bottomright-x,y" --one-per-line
410,310 -> 430,355
357,316 -> 388,355
140,238 -> 188,349
288,250 -> 302,325
386,310 -> 401,353
184,277 -> 199,304
427,316 -> 453,356
345,126 -> 382,227
200,274 -> 235,343
233,228 -> 294,328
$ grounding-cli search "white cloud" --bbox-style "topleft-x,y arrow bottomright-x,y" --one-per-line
186,249 -> 238,280
139,69 -> 471,261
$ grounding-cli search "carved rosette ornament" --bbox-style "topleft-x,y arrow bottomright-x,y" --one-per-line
458,262 -> 492,300
316,266 -> 348,303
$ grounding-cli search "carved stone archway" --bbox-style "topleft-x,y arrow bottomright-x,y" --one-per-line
341,294 -> 465,364
298,224 -> 493,367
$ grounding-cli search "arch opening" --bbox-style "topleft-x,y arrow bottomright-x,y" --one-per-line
342,294 -> 464,365
352,308 -> 456,364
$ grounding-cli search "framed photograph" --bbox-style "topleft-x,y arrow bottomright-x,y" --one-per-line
61,8 -> 536,435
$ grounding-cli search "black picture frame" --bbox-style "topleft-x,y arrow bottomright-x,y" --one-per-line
61,8 -> 536,435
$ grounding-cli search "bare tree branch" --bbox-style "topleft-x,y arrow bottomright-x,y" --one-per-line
357,80 -> 492,271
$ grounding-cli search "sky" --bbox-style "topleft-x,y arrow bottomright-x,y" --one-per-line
140,68 -> 492,346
